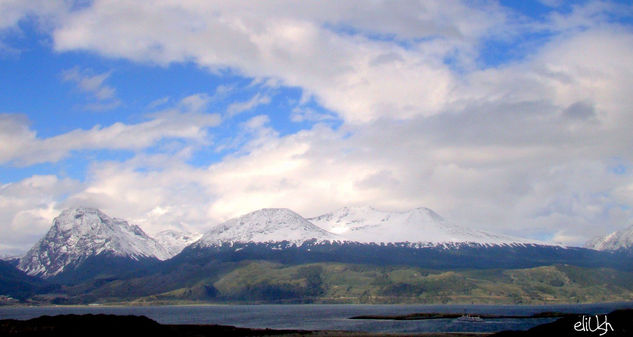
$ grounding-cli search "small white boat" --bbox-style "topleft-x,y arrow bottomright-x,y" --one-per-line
456,314 -> 484,322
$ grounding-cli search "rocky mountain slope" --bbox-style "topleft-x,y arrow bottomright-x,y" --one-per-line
18,207 -> 170,278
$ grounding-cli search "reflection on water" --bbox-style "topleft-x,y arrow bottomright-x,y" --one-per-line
1,302 -> 632,333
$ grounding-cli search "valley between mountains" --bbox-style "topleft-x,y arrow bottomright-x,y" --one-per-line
2,206 -> 633,305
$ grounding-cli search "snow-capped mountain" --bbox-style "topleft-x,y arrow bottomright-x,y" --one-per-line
189,206 -> 533,249
308,206 -> 531,245
18,207 -> 170,278
153,229 -> 202,257
193,208 -> 339,247
585,224 -> 633,251
180,206 -> 616,275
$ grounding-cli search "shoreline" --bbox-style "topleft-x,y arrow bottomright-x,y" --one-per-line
3,300 -> 633,308
349,312 -> 574,320
0,314 -> 494,337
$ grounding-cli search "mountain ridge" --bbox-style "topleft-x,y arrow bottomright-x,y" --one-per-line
15,205 -> 559,280
9,206 -> 633,304
308,205 -> 533,245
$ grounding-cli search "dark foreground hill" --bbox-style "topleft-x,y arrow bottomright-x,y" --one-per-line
0,314 -> 308,337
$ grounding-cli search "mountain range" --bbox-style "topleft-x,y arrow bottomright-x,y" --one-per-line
16,206 -> 541,279
3,206 -> 633,304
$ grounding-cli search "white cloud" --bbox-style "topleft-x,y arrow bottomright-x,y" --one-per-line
0,96 -> 221,166
290,106 -> 336,123
0,175 -> 81,253
0,0 -> 68,31
226,93 -> 271,118
62,67 -> 115,100
61,66 -> 121,111
147,96 -> 170,109
179,93 -> 211,112
42,1 -> 511,123
1,1 -> 633,251
96,25 -> 633,245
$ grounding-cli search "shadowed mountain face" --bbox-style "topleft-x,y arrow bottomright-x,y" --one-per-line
179,240 -> 630,271
0,260 -> 58,300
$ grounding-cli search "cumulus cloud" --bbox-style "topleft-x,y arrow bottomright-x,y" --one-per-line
0,175 -> 81,253
44,1 -> 509,123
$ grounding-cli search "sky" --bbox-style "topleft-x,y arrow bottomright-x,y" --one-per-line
1,0 -> 633,255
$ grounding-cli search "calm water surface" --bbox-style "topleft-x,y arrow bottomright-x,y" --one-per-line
1,303 -> 632,333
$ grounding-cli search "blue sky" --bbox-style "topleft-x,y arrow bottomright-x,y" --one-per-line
0,23 -> 332,179
1,0 -> 633,254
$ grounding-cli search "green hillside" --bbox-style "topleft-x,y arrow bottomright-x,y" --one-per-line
58,262 -> 633,305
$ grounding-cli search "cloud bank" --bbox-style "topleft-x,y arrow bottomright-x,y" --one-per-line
1,1 -> 632,252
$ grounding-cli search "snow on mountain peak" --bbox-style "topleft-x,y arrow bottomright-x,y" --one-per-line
153,229 -> 202,257
308,205 -> 529,245
191,205 -> 532,248
195,208 -> 339,247
585,224 -> 633,251
18,207 -> 170,278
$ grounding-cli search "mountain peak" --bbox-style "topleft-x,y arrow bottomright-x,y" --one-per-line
585,224 -> 633,251
153,229 -> 202,256
57,207 -> 110,220
410,207 -> 444,222
61,206 -> 101,214
195,207 -> 338,247
309,205 -> 527,244
18,208 -> 169,278
55,207 -> 116,229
